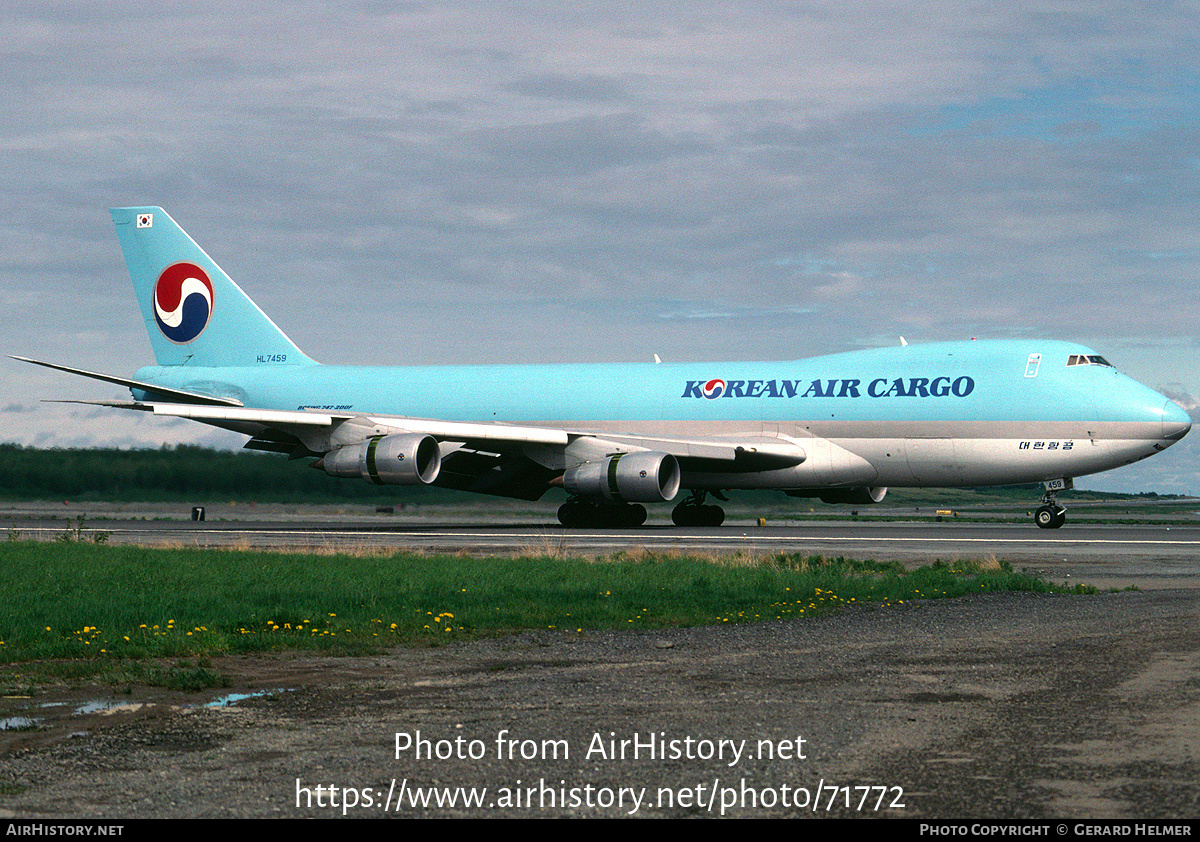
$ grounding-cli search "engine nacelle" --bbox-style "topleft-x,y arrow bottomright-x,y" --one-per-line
322,434 -> 441,485
562,452 -> 681,503
818,486 -> 888,505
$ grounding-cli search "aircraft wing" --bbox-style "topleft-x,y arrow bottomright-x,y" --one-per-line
64,399 -> 803,464
61,400 -> 570,446
54,397 -> 807,500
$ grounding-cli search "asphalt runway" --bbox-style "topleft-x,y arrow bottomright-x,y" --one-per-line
7,501 -> 1200,590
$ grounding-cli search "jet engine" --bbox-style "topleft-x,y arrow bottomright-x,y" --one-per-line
818,486 -> 888,505
320,434 -> 441,485
562,452 -> 681,503
786,486 -> 888,505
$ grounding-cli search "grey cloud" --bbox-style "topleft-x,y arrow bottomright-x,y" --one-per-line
507,73 -> 631,103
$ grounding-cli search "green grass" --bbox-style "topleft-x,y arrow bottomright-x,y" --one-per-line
0,542 -> 1096,670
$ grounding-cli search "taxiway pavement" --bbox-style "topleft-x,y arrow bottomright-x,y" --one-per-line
6,501 -> 1200,590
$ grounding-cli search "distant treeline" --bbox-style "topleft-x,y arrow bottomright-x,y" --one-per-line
0,443 -> 450,504
0,443 -> 1182,505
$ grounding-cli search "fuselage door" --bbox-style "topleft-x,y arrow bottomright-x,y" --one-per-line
1025,353 -> 1042,378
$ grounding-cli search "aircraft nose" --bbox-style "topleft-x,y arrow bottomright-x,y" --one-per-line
1161,398 -> 1192,441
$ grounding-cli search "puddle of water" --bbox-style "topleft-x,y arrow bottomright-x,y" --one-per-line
204,689 -> 292,708
0,716 -> 41,731
74,700 -> 125,715
0,690 -> 293,734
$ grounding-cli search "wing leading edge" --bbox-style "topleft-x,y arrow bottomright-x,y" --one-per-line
34,375 -> 810,503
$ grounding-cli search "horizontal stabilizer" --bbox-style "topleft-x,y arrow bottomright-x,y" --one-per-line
10,356 -> 243,406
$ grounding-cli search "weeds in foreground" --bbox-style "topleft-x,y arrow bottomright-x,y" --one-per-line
0,543 -> 1096,671
52,514 -> 110,544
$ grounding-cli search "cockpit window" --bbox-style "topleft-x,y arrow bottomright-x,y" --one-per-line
1067,354 -> 1113,367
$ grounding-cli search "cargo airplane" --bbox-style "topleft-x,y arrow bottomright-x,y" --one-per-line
14,207 -> 1192,528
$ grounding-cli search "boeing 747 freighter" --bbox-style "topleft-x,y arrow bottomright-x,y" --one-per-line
14,208 -> 1191,528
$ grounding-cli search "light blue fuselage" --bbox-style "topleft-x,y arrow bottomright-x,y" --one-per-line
134,339 -> 1189,490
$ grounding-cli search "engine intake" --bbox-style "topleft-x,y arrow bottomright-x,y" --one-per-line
563,452 -> 681,503
322,434 -> 441,485
819,486 -> 888,505
786,487 -> 888,505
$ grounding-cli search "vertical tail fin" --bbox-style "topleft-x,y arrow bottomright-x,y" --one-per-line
110,207 -> 317,367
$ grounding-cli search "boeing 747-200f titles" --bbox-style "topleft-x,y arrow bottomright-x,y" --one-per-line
14,207 -> 1191,528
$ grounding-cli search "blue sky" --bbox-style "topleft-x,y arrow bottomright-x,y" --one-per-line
2,1 -> 1197,493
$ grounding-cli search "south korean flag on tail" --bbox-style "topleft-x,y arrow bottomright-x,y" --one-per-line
136,213 -> 153,228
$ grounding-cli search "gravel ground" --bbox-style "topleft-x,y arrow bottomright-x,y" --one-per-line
1,588 -> 1197,818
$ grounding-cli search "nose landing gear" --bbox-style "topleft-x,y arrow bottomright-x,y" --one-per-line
1034,503 -> 1066,529
1033,479 -> 1070,529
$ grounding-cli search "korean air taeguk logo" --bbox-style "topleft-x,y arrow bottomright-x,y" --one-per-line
153,262 -> 213,343
700,378 -> 726,399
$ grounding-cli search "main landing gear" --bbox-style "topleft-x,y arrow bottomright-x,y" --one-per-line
1033,480 -> 1069,529
557,498 -> 647,528
671,490 -> 726,527
555,489 -> 730,528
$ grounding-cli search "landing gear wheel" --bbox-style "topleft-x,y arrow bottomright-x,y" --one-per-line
558,500 -> 586,528
1034,504 -> 1066,529
558,499 -> 648,528
671,489 -> 727,527
1033,480 -> 1071,529
621,504 -> 648,527
671,503 -> 725,527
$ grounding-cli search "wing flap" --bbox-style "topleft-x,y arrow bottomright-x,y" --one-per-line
362,415 -> 570,446
590,433 -> 807,469
151,404 -> 335,426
